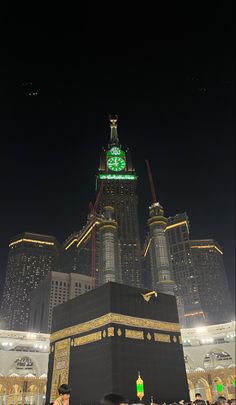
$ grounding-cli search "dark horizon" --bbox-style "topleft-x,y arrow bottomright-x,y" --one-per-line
0,4 -> 235,303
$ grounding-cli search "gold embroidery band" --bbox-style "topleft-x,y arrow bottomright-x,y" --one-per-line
74,331 -> 102,347
107,327 -> 115,337
51,312 -> 180,342
125,329 -> 144,340
50,338 -> 70,403
154,333 -> 171,343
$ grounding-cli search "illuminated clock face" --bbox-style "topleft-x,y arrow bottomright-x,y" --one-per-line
107,157 -> 126,172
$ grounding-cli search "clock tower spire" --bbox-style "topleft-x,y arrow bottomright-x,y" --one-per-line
109,114 -> 119,145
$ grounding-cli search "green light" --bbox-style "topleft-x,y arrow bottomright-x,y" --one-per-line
233,378 -> 236,386
216,384 -> 223,392
107,157 -> 126,172
136,373 -> 144,400
107,147 -> 125,157
137,384 -> 144,393
98,174 -> 137,180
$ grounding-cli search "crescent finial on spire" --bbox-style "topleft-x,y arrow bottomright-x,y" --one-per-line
109,114 -> 118,126
109,114 -> 119,145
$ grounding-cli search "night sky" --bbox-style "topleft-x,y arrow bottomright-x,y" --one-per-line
0,4 -> 235,302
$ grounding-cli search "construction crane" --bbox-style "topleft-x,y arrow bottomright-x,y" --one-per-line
90,181 -> 105,288
145,160 -> 158,204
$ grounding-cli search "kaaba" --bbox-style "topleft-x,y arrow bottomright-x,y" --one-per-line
47,282 -> 190,405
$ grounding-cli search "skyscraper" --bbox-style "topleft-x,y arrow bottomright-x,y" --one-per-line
0,233 -> 60,331
166,213 -> 205,327
62,227 -> 92,277
96,116 -> 142,287
29,271 -> 92,333
166,214 -> 234,327
62,118 -> 142,287
190,239 -> 233,324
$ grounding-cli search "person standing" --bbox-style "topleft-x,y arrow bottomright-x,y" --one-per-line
53,384 -> 71,405
194,393 -> 206,405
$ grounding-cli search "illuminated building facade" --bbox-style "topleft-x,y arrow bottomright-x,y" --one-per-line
166,213 -> 205,327
62,118 -> 233,320
62,205 -> 122,287
62,229 -> 92,277
182,321 -> 236,401
0,233 -> 60,331
1,119 -> 232,335
62,214 -> 99,285
96,117 -> 142,287
165,215 -> 233,328
29,271 -> 92,333
63,118 -> 142,287
0,329 -> 49,405
190,239 -> 233,325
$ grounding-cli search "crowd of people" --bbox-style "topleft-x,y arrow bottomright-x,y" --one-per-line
51,384 -> 236,405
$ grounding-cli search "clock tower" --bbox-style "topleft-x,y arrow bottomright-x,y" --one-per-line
96,116 -> 142,287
